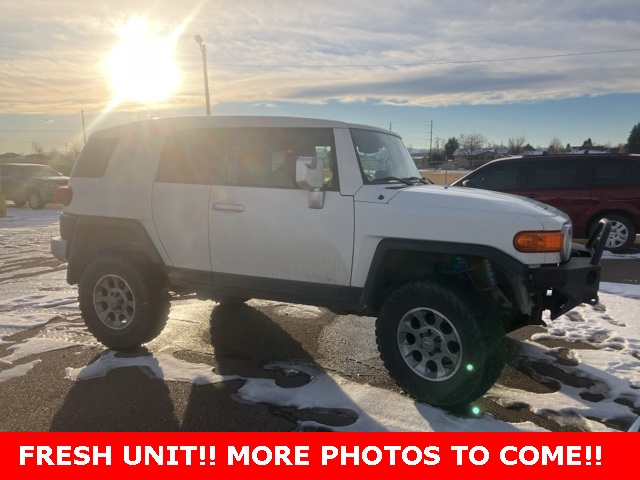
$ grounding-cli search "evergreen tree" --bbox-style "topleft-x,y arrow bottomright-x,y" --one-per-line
628,122 -> 640,154
444,137 -> 460,159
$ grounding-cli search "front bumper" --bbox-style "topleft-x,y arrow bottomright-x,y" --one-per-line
531,219 -> 611,320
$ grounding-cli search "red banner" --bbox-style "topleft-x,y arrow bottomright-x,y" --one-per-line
1,432 -> 636,479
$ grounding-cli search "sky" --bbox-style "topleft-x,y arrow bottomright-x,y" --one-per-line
1,0 -> 640,154
1,206 -> 640,431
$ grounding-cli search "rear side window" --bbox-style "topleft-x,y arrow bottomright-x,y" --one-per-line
593,157 -> 640,186
72,137 -> 120,178
523,158 -> 587,188
2,165 -> 23,177
156,128 -> 232,185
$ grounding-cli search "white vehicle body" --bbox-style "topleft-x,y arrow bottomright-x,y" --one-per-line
51,115 -> 609,409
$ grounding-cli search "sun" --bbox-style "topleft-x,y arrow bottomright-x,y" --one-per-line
107,17 -> 180,104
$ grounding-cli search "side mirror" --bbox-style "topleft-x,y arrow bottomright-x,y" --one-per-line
296,156 -> 323,190
462,179 -> 477,188
295,156 -> 325,209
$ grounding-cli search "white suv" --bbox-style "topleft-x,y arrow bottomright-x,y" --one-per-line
51,116 -> 610,410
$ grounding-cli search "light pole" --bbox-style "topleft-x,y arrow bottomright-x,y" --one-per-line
194,34 -> 211,115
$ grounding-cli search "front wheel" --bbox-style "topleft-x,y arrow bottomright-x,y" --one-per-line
375,282 -> 504,410
78,254 -> 169,350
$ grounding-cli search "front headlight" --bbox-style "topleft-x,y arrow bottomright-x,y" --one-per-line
513,223 -> 573,261
561,222 -> 573,262
513,230 -> 565,253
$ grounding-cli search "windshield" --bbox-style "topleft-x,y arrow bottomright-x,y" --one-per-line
351,128 -> 421,184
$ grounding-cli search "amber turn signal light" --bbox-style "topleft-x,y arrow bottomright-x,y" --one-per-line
513,231 -> 564,253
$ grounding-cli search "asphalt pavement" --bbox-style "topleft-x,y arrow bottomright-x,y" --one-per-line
1,208 -> 638,431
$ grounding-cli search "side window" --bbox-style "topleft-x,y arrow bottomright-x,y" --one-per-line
72,137 -> 120,178
6,166 -> 23,178
593,158 -> 640,186
524,158 -> 586,188
156,128 -> 231,185
229,128 -> 336,190
470,163 -> 518,190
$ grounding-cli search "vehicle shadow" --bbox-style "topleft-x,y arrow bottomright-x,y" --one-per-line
50,299 -> 384,431
50,348 -> 181,431
180,302 -> 375,431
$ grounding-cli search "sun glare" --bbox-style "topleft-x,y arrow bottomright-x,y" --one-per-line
107,17 -> 180,104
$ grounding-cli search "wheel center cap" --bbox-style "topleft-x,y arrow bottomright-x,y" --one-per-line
421,338 -> 434,350
109,293 -> 124,312
420,331 -> 444,356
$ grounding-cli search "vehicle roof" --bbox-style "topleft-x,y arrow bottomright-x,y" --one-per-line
451,153 -> 640,186
480,153 -> 638,164
0,162 -> 54,167
89,115 -> 396,138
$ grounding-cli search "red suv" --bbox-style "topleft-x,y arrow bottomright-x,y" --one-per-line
452,154 -> 640,253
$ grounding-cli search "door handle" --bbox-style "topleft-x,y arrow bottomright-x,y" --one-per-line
212,202 -> 245,213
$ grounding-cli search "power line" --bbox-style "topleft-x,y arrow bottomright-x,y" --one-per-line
0,129 -> 79,133
207,48 -> 640,69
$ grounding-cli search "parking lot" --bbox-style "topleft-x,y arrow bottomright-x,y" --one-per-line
1,205 -> 639,431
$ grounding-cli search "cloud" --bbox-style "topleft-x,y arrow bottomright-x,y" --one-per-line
0,0 -> 639,114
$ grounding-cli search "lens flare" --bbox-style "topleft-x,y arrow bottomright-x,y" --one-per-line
107,17 -> 180,104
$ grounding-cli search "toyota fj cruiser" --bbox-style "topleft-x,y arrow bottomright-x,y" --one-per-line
51,116 -> 610,410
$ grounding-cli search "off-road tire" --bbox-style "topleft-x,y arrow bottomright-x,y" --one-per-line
78,253 -> 169,350
375,281 -> 504,410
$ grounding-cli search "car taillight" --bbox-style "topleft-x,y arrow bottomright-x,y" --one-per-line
54,186 -> 73,206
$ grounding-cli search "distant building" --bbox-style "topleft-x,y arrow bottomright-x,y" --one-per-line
453,147 -> 509,169
567,145 -> 620,154
522,149 -> 548,156
410,152 -> 428,168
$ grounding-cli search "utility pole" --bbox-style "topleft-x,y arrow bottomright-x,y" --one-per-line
194,34 -> 211,116
429,119 -> 433,153
81,110 -> 86,145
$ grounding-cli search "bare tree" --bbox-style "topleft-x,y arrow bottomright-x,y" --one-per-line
66,140 -> 83,160
31,142 -> 44,155
508,136 -> 526,155
458,133 -> 487,158
548,137 -> 564,154
457,133 -> 487,169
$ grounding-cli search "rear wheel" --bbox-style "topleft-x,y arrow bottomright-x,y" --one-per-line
13,200 -> 26,207
28,191 -> 44,209
376,282 -> 504,410
592,214 -> 636,253
79,254 -> 169,350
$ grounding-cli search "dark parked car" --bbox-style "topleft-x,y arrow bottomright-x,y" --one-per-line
0,163 -> 69,209
451,154 -> 640,253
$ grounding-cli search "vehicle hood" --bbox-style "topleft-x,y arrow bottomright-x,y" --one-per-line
32,176 -> 69,185
356,184 -> 568,222
353,184 -> 571,265
394,185 -> 563,217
